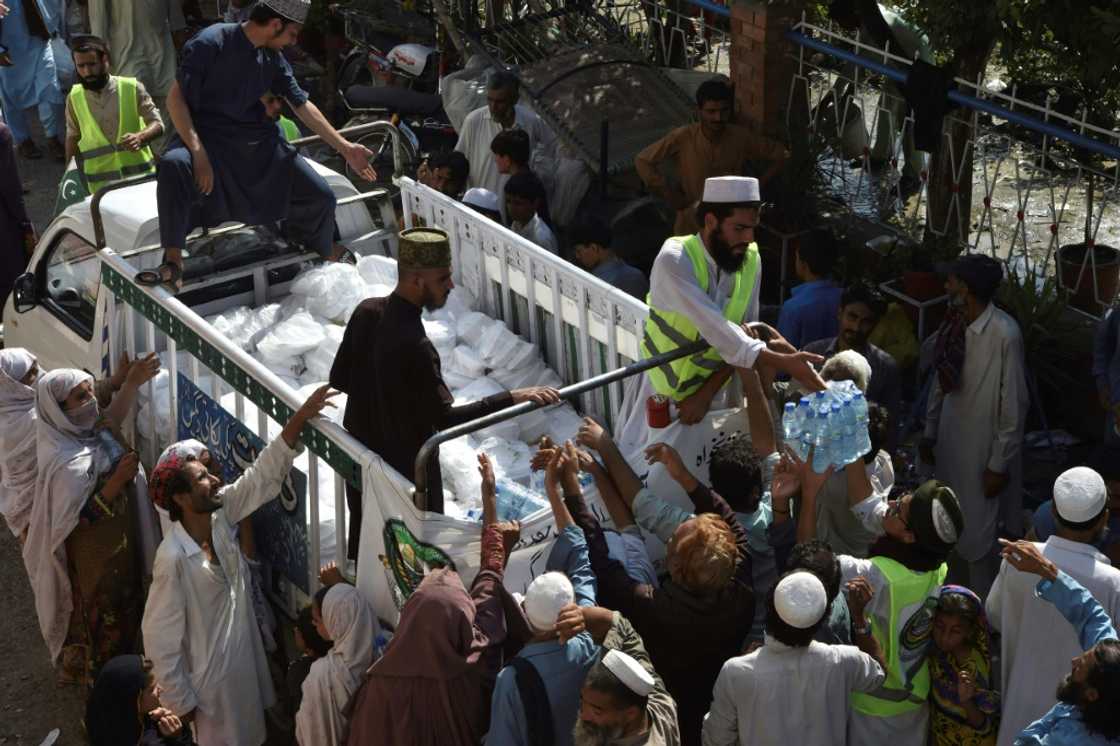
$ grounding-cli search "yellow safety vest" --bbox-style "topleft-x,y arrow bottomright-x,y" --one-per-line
642,234 -> 759,401
68,77 -> 155,194
851,556 -> 948,718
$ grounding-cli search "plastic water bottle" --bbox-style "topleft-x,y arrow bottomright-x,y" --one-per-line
852,392 -> 872,456
797,410 -> 816,461
840,400 -> 858,464
827,403 -> 844,469
495,477 -> 548,521
782,402 -> 798,444
812,404 -> 831,472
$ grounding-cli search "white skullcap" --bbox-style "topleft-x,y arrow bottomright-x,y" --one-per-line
774,571 -> 828,629
523,572 -> 574,631
1054,466 -> 1107,523
601,650 -> 655,697
462,187 -> 500,213
931,497 -> 960,544
701,176 -> 760,204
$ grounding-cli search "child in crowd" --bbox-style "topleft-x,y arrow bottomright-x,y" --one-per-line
86,655 -> 195,745
928,585 -> 1000,745
287,602 -> 333,714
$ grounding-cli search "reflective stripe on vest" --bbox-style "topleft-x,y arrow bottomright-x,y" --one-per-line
69,77 -> 155,193
851,556 -> 948,718
641,233 -> 759,401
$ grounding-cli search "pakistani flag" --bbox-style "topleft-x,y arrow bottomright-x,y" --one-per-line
54,158 -> 89,215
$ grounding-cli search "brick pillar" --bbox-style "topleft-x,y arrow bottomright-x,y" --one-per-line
730,0 -> 804,138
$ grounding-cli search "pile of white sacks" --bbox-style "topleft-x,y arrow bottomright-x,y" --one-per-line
137,256 -> 584,544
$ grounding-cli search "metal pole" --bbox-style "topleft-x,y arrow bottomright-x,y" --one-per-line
413,340 -> 707,512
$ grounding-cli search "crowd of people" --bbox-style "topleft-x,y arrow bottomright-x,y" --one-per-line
4,0 -> 1120,744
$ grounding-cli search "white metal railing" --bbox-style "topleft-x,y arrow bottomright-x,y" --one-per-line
99,249 -> 365,616
400,177 -> 650,430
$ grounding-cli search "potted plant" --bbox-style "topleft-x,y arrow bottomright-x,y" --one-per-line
1056,173 -> 1120,315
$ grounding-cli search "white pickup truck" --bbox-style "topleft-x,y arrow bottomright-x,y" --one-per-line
3,160 -> 668,623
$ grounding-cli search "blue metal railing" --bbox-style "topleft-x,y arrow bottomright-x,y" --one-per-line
785,30 -> 1120,162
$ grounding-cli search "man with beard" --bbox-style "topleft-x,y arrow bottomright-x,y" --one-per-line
803,283 -> 902,452
986,467 -> 1120,746
329,228 -> 559,548
141,385 -> 337,746
921,254 -> 1028,597
575,646 -> 679,746
998,537 -> 1120,745
63,35 -> 162,194
616,176 -> 824,452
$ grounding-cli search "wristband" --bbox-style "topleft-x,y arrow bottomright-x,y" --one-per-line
852,619 -> 871,636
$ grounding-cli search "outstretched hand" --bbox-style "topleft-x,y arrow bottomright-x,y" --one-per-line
342,141 -> 377,181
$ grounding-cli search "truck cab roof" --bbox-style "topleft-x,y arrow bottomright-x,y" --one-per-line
54,157 -> 376,258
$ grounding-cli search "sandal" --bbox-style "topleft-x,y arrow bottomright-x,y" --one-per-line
135,260 -> 184,292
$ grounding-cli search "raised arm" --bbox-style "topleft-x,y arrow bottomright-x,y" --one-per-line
1000,539 -> 1119,650
223,387 -> 336,524
740,366 -> 776,458
104,353 -> 160,427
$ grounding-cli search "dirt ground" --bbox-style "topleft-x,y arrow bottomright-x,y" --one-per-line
0,529 -> 87,746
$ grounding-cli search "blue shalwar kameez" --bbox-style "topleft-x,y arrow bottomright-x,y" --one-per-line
0,0 -> 64,143
157,23 -> 335,255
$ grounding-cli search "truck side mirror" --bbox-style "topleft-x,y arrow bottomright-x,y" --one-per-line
12,273 -> 37,314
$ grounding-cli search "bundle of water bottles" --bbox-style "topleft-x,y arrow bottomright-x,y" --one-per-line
781,380 -> 873,473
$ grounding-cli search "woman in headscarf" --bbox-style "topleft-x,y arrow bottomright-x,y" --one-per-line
86,655 -> 195,745
295,583 -> 379,745
22,367 -> 152,687
928,585 -> 1000,745
0,348 -> 40,542
344,500 -> 520,746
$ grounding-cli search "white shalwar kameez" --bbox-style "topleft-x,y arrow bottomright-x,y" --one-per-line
925,303 -> 1028,593
616,235 -> 763,455
142,435 -> 300,746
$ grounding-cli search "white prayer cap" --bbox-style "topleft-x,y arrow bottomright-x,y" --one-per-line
601,650 -> 655,697
523,572 -> 574,631
701,176 -> 760,204
259,0 -> 311,23
463,187 -> 501,213
774,571 -> 828,629
1054,466 -> 1108,523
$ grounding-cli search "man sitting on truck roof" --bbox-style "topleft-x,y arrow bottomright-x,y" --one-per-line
141,385 -> 337,746
139,0 -> 377,291
329,227 -> 560,558
64,35 -> 162,197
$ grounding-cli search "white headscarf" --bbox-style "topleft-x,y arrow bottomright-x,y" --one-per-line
295,585 -> 380,746
0,349 -> 38,537
23,369 -> 108,661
